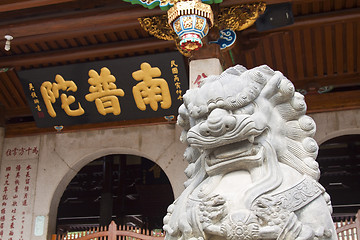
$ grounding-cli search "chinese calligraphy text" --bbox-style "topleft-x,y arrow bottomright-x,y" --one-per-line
132,62 -> 172,111
18,52 -> 188,127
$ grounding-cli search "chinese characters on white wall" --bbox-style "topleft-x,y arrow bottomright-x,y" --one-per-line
0,160 -> 37,240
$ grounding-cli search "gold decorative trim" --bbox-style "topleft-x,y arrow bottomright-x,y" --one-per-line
138,15 -> 192,57
138,15 -> 177,41
167,0 -> 214,27
195,17 -> 205,30
137,2 -> 266,56
174,19 -> 182,32
215,2 -> 266,31
183,16 -> 193,29
175,39 -> 192,57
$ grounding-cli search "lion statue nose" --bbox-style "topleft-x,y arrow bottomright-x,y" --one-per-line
199,109 -> 236,137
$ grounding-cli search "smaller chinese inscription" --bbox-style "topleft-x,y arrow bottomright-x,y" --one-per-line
171,60 -> 183,100
0,163 -> 35,240
193,73 -> 207,88
29,83 -> 44,118
5,146 -> 39,158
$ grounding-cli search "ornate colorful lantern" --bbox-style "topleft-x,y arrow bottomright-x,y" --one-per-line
167,0 -> 214,51
125,0 -> 266,55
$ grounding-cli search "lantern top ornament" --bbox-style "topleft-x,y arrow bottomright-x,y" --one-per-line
123,0 -> 222,11
167,0 -> 214,51
167,0 -> 214,27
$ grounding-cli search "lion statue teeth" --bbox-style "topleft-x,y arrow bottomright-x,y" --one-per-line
163,65 -> 336,240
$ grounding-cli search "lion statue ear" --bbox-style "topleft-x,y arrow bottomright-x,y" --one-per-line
223,65 -> 248,76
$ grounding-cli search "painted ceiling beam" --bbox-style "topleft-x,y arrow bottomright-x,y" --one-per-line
0,0 -> 310,13
0,0 -> 77,12
8,21 -> 141,47
0,6 -> 163,39
0,38 -> 175,69
1,1 -> 358,40
0,7 -> 358,70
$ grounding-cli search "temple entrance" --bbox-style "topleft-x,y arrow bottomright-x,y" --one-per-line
55,154 -> 174,234
317,134 -> 360,220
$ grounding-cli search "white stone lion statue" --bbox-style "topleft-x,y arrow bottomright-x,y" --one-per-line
163,65 -> 336,240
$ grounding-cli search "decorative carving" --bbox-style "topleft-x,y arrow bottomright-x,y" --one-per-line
123,0 -> 223,11
209,29 -> 237,50
262,176 -> 324,212
195,18 -> 205,30
215,2 -> 266,31
167,0 -> 214,51
174,41 -> 192,57
167,0 -> 214,27
138,15 -> 192,56
163,65 -> 337,240
174,20 -> 182,32
138,2 -> 265,55
138,15 -> 176,41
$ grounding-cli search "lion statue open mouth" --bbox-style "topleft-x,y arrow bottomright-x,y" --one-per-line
163,65 -> 336,240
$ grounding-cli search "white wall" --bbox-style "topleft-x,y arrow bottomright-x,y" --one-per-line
310,109 -> 360,145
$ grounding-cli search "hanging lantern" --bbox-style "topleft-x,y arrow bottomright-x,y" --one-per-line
167,0 -> 214,51
133,0 -> 266,55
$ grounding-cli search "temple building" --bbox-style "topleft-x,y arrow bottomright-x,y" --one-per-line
0,0 -> 359,240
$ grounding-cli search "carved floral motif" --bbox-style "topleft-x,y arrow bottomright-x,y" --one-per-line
269,176 -> 324,212
214,3 -> 266,31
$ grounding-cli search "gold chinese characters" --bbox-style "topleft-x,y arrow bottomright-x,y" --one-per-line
171,60 -> 183,100
29,83 -> 44,118
85,67 -> 125,116
40,75 -> 85,117
132,62 -> 172,111
39,63 -> 176,118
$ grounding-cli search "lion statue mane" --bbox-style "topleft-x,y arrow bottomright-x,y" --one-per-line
163,65 -> 336,240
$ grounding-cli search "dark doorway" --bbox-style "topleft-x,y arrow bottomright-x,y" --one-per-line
317,134 -> 360,221
56,154 -> 174,233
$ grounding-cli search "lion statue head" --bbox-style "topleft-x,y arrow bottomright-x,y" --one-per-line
163,65 -> 336,240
